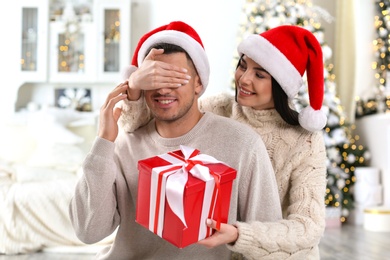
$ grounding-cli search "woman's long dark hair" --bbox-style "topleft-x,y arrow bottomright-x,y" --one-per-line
235,55 -> 299,126
271,77 -> 299,125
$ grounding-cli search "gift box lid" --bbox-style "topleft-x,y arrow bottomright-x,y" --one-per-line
138,150 -> 237,196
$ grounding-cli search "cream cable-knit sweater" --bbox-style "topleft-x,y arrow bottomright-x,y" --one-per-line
119,93 -> 327,259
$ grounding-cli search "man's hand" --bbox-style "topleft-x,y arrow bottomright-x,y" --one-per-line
128,48 -> 191,93
197,219 -> 239,248
98,82 -> 128,142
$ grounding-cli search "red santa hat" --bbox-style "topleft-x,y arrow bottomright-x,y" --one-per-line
237,25 -> 327,132
122,21 -> 210,96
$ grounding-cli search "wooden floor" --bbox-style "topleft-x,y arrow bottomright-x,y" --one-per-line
319,224 -> 389,260
0,224 -> 389,259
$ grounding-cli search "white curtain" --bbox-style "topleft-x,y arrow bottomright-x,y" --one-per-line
334,0 -> 357,121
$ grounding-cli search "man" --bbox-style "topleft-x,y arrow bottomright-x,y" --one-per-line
69,21 -> 281,260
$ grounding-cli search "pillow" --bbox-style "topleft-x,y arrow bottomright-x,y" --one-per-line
30,121 -> 85,145
27,107 -> 91,145
0,124 -> 37,163
26,143 -> 86,172
13,165 -> 76,182
0,159 -> 14,180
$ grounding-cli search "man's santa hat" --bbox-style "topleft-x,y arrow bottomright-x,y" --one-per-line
123,21 -> 210,96
238,25 -> 327,132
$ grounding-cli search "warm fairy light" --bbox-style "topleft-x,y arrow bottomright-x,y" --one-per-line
60,45 -> 69,51
371,0 -> 390,97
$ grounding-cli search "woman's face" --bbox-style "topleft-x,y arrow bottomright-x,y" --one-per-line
235,55 -> 274,110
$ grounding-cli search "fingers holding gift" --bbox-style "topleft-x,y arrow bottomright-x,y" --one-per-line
197,219 -> 239,248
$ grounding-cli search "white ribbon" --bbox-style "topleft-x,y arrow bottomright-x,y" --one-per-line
149,165 -> 179,236
149,145 -> 223,239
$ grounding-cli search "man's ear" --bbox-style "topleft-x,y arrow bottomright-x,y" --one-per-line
194,75 -> 203,95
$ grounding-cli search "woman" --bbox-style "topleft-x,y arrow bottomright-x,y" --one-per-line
119,25 -> 327,259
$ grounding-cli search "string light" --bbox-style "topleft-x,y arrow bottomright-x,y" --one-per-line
357,0 -> 390,117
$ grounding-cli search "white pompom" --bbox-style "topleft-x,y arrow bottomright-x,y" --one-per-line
121,65 -> 138,81
322,45 -> 333,60
298,106 -> 327,132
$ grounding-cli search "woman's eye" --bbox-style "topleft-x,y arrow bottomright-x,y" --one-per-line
239,64 -> 247,70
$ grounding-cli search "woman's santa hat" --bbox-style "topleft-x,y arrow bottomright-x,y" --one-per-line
238,25 -> 327,132
122,21 -> 210,96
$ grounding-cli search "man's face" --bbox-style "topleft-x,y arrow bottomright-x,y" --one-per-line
144,52 -> 203,123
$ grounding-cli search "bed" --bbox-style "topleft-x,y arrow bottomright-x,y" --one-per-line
0,108 -> 114,255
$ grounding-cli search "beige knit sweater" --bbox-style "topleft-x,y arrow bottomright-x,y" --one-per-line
119,92 -> 327,259
70,112 -> 282,259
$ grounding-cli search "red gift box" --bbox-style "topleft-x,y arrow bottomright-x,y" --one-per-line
136,145 -> 237,248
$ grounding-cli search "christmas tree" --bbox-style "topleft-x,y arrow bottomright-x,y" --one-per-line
356,0 -> 390,117
373,0 -> 390,94
233,0 -> 370,222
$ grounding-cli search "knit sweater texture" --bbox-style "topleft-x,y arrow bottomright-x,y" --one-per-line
118,92 -> 328,259
70,112 -> 282,260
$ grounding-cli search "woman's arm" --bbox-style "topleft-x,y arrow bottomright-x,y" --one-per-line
199,92 -> 234,117
227,132 -> 327,259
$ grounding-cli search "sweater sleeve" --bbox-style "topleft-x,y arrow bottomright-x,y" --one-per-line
199,92 -> 234,117
118,95 -> 152,133
228,131 -> 327,259
69,137 -> 121,244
